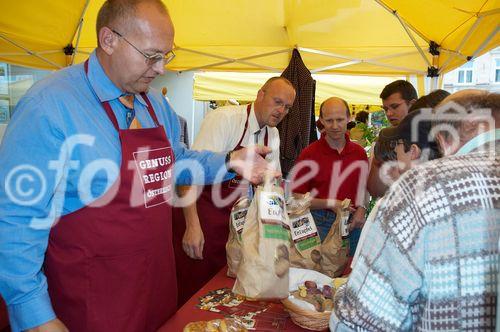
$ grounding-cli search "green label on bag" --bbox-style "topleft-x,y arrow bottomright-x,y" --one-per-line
296,236 -> 321,251
263,224 -> 289,240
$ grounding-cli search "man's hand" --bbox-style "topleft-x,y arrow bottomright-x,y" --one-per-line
349,207 -> 366,230
182,221 -> 204,260
26,319 -> 68,332
228,146 -> 280,184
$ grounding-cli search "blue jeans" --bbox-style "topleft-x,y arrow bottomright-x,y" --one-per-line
311,209 -> 361,256
310,209 -> 336,242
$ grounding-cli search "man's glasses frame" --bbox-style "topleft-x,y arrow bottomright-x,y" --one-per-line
111,29 -> 175,67
262,90 -> 293,113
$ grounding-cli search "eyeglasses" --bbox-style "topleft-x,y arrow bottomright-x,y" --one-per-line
273,98 -> 293,113
261,91 -> 293,113
111,29 -> 176,66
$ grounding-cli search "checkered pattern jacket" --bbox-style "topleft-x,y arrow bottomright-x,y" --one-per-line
330,145 -> 499,331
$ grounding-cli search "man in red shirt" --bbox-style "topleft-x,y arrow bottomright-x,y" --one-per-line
291,97 -> 368,242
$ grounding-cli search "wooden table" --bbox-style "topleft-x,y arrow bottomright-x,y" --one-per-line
158,268 -> 311,331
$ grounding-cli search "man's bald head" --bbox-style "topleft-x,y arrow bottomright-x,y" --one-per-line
439,89 -> 499,119
96,0 -> 169,43
320,97 -> 350,119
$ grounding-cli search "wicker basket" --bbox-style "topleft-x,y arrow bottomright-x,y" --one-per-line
281,298 -> 331,331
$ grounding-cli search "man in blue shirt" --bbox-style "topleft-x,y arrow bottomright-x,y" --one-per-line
0,1 -> 276,331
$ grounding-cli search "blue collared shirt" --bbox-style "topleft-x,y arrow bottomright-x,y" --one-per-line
0,52 -> 232,331
456,128 -> 499,155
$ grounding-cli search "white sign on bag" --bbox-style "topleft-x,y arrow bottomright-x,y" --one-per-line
231,207 -> 248,234
289,212 -> 318,242
259,191 -> 285,222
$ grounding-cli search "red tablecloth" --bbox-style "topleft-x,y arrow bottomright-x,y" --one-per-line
158,268 -> 311,331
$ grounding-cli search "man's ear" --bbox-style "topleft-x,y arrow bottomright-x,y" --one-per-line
319,116 -> 326,127
408,98 -> 417,108
410,144 -> 421,160
98,27 -> 117,55
435,132 -> 451,156
256,89 -> 265,102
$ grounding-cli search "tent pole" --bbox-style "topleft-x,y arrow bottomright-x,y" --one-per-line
454,16 -> 483,53
175,47 -> 289,72
469,26 -> 499,61
0,33 -> 62,69
71,0 -> 91,66
362,60 -> 426,75
440,48 -> 467,60
439,16 -> 483,74
181,60 -> 281,72
311,61 -> 361,73
373,0 -> 430,43
0,50 -> 61,56
300,47 -> 425,74
367,50 -> 419,61
297,47 -> 357,61
477,8 -> 500,17
392,11 -> 431,67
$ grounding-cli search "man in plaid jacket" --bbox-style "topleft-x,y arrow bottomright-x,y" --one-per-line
330,89 -> 499,331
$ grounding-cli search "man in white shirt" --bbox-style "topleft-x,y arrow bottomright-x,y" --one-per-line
173,77 -> 296,305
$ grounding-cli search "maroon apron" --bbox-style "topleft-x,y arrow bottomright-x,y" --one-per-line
44,61 -> 176,332
173,105 -> 267,306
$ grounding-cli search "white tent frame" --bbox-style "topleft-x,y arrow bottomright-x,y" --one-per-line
0,0 -> 496,83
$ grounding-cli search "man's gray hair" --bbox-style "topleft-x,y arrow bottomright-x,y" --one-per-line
433,89 -> 499,139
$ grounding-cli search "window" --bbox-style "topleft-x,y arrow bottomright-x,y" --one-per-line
0,62 -> 50,125
457,61 -> 473,84
495,59 -> 500,83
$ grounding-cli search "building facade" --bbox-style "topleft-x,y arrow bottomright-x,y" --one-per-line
443,47 -> 500,93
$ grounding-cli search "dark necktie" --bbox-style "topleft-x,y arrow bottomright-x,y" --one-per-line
253,129 -> 261,144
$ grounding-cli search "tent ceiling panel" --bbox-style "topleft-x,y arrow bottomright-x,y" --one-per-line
0,0 -> 498,75
193,71 -> 401,108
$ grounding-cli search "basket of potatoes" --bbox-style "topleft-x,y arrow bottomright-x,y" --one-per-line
281,268 -> 346,331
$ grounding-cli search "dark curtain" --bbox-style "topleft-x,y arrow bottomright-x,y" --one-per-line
279,49 -> 317,177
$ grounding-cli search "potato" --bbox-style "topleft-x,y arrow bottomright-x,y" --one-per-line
304,280 -> 317,289
322,285 -> 332,299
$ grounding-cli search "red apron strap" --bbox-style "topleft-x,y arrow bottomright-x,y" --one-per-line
140,92 -> 161,127
234,104 -> 252,149
84,60 -> 160,131
101,102 -> 120,131
84,60 -> 120,131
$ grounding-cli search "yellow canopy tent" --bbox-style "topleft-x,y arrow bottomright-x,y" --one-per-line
0,0 -> 498,81
193,71 -> 399,113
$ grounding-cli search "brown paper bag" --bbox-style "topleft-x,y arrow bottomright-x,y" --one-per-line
319,199 -> 350,278
287,194 -> 322,270
232,182 -> 290,299
226,196 -> 250,278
